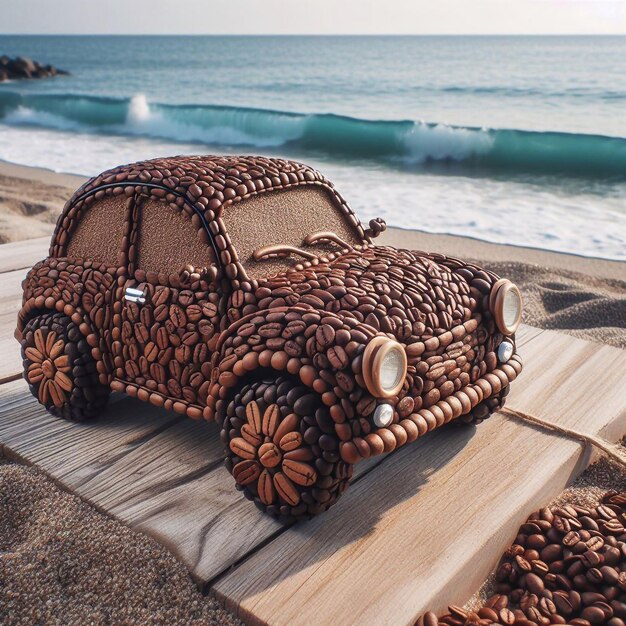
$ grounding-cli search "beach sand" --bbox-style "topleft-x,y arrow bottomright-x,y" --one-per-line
0,160 -> 625,624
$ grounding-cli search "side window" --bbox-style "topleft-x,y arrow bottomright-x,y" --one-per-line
136,199 -> 210,275
65,195 -> 127,265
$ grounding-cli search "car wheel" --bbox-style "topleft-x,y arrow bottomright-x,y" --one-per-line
457,384 -> 510,426
21,311 -> 110,421
221,376 -> 353,521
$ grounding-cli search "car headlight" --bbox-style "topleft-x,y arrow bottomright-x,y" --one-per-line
362,336 -> 407,399
490,279 -> 523,336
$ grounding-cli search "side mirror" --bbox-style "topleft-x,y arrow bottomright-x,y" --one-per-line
364,218 -> 387,240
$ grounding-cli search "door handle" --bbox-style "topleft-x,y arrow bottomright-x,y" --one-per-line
124,287 -> 146,304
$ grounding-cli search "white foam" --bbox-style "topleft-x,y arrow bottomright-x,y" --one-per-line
3,106 -> 86,132
122,94 -> 305,148
0,124 -> 624,261
401,122 -> 494,163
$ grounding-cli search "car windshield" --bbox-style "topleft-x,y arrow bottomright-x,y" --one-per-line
223,186 -> 362,280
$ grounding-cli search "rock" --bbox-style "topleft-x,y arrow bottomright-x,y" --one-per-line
0,55 -> 69,82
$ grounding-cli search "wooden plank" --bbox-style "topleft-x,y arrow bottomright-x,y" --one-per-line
0,380 -> 182,474
212,328 -> 626,626
0,378 -> 386,587
0,322 -> 606,601
0,375 -> 389,588
0,268 -> 27,383
0,380 -> 261,585
114,436 -> 384,587
0,237 -> 48,273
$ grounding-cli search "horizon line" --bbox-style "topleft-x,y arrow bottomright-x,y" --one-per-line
1,32 -> 626,37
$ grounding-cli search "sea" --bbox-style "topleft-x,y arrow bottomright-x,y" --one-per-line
0,35 -> 625,260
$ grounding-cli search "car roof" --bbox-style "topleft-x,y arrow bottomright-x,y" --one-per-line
53,155 -> 368,284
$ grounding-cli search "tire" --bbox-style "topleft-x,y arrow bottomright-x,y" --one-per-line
21,311 -> 110,421
221,376 -> 353,521
457,384 -> 510,426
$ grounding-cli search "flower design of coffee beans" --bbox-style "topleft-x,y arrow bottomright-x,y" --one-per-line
223,377 -> 353,520
24,328 -> 71,407
21,311 -> 109,421
231,401 -> 318,504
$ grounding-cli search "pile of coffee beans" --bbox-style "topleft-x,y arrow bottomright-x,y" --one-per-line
418,491 -> 626,626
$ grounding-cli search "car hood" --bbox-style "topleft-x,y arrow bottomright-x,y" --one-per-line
255,245 -> 487,345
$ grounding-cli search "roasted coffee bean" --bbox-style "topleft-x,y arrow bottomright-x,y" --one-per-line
585,536 -> 604,552
316,323 -> 336,348
169,303 -> 186,328
563,531 -> 581,547
232,459 -> 260,485
581,606 -> 607,624
541,544 -> 562,562
327,345 -> 349,370
499,607 -> 515,624
525,573 -> 545,595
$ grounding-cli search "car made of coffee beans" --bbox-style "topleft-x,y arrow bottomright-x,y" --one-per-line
17,155 -> 523,520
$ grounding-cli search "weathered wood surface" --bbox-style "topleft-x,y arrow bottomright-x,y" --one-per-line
0,236 -> 48,273
1,235 -> 625,626
0,268 -> 28,382
0,373 -> 386,585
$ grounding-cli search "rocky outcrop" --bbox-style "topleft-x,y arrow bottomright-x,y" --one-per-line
0,56 -> 69,82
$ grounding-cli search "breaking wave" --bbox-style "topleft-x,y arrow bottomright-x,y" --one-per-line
1,91 -> 625,178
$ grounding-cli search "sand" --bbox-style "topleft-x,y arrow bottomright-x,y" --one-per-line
0,161 -> 84,245
0,459 -> 242,626
0,160 -> 625,625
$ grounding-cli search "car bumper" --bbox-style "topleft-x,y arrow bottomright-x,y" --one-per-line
339,349 -> 523,464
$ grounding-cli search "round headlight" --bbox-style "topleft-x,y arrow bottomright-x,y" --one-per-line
362,336 -> 407,399
490,279 -> 522,336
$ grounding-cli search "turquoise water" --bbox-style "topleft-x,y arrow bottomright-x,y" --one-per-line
0,35 -> 625,259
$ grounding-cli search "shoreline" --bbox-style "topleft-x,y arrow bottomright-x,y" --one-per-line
1,158 -> 624,281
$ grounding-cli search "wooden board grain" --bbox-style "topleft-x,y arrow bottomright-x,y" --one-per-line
212,328 -> 626,626
0,268 -> 27,382
0,236 -> 48,273
0,376 -> 387,586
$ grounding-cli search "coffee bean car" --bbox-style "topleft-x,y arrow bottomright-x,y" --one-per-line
16,155 -> 523,520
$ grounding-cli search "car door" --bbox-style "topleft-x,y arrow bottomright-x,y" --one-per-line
113,193 -> 222,414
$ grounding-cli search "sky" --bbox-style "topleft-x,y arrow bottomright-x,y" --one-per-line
1,0 -> 625,35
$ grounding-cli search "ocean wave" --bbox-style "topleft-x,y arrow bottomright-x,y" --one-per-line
1,91 -> 625,178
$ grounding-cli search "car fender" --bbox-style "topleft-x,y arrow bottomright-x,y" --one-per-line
205,306 -> 387,437
16,258 -> 117,386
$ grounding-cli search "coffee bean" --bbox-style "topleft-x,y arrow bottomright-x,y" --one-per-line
563,531 -> 581,547
586,536 -> 604,552
541,544 -> 562,562
316,323 -> 335,348
499,607 -> 515,624
279,431 -> 302,452
327,345 -> 349,370
525,572 -> 545,595
600,566 -> 619,586
581,550 -> 602,568
531,559 -> 549,575
282,459 -> 317,487
420,612 -> 438,626
257,470 -> 275,506
232,460 -> 260,485
553,591 -> 573,615
554,516 -> 571,534
581,606 -> 607,624
273,471 -> 299,506
169,303 -> 186,328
